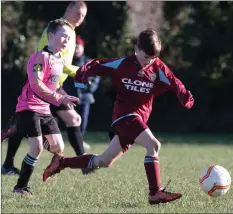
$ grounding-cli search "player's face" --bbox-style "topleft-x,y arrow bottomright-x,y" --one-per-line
75,44 -> 84,57
49,25 -> 73,52
66,3 -> 87,27
135,46 -> 156,67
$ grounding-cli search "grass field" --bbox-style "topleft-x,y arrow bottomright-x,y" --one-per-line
1,132 -> 233,213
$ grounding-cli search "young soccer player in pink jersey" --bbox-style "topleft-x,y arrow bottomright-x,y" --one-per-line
43,29 -> 194,204
2,1 -> 91,176
13,19 -> 79,198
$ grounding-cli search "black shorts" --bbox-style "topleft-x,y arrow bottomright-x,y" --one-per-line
50,104 -> 70,117
16,110 -> 60,137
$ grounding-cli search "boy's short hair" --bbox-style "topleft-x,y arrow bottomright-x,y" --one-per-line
68,1 -> 87,9
47,19 -> 73,35
136,28 -> 161,57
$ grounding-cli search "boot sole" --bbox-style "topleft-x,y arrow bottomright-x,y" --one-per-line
149,195 -> 182,205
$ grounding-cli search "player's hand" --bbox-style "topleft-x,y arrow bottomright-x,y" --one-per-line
185,90 -> 194,109
86,79 -> 93,92
62,96 -> 80,109
177,90 -> 194,109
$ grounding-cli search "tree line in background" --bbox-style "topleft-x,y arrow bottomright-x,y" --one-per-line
1,1 -> 233,132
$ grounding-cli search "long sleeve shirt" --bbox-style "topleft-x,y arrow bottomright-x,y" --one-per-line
16,48 -> 65,114
75,55 -> 194,125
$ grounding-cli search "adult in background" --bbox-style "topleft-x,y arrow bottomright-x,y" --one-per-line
63,35 -> 100,149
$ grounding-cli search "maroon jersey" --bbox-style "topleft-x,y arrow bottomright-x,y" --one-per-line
75,55 -> 194,125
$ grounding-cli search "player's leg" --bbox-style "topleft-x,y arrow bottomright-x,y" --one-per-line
56,109 -> 93,174
42,116 -> 59,153
2,132 -> 23,175
2,116 -> 25,175
134,129 -> 161,193
79,104 -> 91,150
40,114 -> 65,182
34,113 -> 61,151
43,135 -> 124,182
13,136 -> 43,198
134,128 -> 182,204
93,135 -> 123,167
13,111 -> 44,198
42,136 -> 52,152
41,115 -> 65,155
79,104 -> 90,136
2,125 -> 50,174
56,109 -> 85,156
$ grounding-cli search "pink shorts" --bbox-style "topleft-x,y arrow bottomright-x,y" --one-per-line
109,116 -> 148,152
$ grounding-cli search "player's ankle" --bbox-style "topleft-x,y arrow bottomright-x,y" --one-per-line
2,163 -> 14,169
149,187 -> 161,196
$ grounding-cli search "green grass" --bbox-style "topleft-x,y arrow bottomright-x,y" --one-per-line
1,132 -> 233,213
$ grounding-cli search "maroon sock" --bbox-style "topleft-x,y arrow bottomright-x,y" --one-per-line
144,156 -> 162,196
60,154 -> 96,169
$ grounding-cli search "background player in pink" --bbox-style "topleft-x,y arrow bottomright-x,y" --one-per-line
13,19 -> 79,198
43,29 -> 194,204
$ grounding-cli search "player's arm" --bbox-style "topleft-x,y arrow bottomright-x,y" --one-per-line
63,64 -> 79,77
160,62 -> 194,109
56,87 -> 68,95
27,53 -> 65,106
62,46 -> 79,77
74,57 -> 124,88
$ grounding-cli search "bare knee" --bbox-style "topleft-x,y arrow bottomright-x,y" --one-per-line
50,144 -> 64,154
152,137 -> 161,153
37,144 -> 44,155
29,143 -> 44,158
144,137 -> 161,156
66,113 -> 81,127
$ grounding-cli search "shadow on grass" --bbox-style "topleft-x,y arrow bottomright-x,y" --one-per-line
62,131 -> 233,145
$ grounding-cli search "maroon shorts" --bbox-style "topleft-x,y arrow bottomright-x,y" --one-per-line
109,116 -> 148,153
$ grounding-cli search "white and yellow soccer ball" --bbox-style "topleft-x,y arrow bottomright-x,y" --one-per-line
199,165 -> 231,197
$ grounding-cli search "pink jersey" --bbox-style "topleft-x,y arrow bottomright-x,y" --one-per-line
16,48 -> 65,114
75,55 -> 194,125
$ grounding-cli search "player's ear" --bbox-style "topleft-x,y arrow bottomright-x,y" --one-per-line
48,32 -> 54,41
134,45 -> 139,55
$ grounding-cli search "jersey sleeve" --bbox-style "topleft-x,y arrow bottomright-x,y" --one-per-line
63,64 -> 79,77
158,61 -> 194,109
74,57 -> 125,88
61,42 -> 79,77
27,52 -> 64,106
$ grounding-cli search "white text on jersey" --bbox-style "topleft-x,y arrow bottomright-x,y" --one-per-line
122,78 -> 154,93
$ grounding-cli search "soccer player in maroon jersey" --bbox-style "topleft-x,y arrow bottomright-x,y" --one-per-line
43,29 -> 194,204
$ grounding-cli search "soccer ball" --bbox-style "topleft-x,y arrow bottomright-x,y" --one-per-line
199,165 -> 231,197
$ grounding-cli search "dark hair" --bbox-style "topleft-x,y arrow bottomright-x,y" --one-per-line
47,19 -> 73,35
136,28 -> 161,57
68,1 -> 87,9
